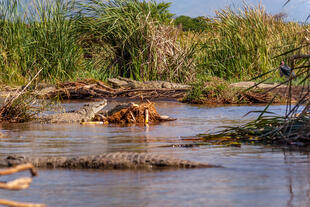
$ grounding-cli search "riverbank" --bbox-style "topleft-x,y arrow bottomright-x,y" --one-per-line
0,78 -> 299,105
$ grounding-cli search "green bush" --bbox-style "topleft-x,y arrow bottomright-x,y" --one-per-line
174,15 -> 209,31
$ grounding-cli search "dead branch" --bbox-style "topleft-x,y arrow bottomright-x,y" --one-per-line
0,164 -> 44,206
43,86 -> 187,99
0,199 -> 46,207
289,54 -> 310,68
35,78 -> 190,100
114,88 -> 187,96
0,164 -> 37,177
1,68 -> 43,114
0,177 -> 32,191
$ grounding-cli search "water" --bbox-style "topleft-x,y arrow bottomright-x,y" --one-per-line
0,102 -> 309,207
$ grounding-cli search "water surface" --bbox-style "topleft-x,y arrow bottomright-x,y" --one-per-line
0,102 -> 308,207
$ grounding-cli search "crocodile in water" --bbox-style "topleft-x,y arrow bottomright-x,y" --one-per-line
0,152 -> 220,169
37,99 -> 107,123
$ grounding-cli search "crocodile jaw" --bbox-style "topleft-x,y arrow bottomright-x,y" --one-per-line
92,99 -> 108,114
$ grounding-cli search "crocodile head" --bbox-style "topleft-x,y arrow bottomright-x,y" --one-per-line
92,99 -> 108,114
78,99 -> 108,116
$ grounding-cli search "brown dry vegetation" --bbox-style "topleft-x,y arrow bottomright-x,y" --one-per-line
107,102 -> 161,124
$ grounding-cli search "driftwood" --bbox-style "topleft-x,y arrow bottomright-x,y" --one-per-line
36,79 -> 189,100
0,177 -> 32,191
0,163 -> 37,177
0,200 -> 45,207
0,164 -> 45,207
240,91 -> 279,104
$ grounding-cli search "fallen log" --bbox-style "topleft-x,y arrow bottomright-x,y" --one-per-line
0,199 -> 45,207
35,79 -> 189,100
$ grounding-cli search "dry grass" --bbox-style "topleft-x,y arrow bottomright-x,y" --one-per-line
107,102 -> 161,124
0,92 -> 38,123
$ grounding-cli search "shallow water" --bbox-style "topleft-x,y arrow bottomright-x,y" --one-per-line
0,102 -> 309,207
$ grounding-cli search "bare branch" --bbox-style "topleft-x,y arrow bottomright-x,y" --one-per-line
0,177 -> 32,191
0,164 -> 38,177
283,0 -> 291,7
0,199 -> 46,207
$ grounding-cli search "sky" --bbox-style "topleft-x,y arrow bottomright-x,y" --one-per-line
158,0 -> 310,22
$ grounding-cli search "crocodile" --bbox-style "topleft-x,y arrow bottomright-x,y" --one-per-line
37,99 -> 107,123
0,152 -> 220,169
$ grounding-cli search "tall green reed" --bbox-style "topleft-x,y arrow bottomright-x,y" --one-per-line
0,0 -> 83,84
195,5 -> 307,80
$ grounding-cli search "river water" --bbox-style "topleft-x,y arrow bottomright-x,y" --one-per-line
0,101 -> 309,207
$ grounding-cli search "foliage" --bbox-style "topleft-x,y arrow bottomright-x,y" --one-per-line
182,80 -> 206,104
0,1 -> 308,88
183,77 -> 279,104
203,113 -> 310,146
76,0 -> 196,82
174,15 -> 209,31
0,0 -> 84,84
195,5 -> 308,80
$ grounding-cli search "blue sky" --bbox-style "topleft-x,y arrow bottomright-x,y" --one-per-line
158,0 -> 310,21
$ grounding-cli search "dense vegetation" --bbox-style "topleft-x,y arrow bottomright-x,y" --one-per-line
174,15 -> 209,31
0,0 -> 309,86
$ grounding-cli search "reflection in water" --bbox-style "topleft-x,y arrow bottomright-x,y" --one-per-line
0,102 -> 309,206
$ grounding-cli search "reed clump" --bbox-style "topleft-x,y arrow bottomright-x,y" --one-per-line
76,0 -> 196,82
203,115 -> 310,146
0,92 -> 37,123
0,0 -> 84,85
194,5 -> 308,80
181,4 -> 308,103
